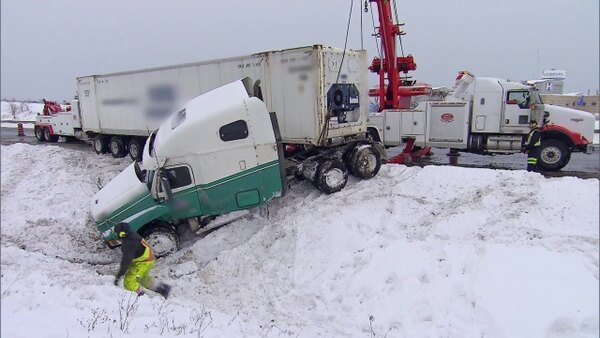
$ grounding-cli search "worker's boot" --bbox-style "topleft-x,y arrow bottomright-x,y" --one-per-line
154,282 -> 171,299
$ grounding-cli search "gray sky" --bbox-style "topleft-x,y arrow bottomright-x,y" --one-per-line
1,0 -> 599,101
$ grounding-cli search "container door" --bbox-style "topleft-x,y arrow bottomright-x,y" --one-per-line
77,77 -> 101,132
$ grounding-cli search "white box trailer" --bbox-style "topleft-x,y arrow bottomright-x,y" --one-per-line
66,45 -> 369,159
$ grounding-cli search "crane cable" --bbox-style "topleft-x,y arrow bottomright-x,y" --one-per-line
320,0 -> 355,146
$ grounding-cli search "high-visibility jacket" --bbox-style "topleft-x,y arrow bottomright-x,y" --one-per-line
524,128 -> 541,151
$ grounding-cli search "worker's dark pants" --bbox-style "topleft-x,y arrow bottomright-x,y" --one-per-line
527,147 -> 540,172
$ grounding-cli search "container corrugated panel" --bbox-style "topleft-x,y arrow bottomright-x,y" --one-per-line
76,45 -> 368,145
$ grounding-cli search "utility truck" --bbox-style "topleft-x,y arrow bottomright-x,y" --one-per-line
367,71 -> 595,171
92,78 -> 385,256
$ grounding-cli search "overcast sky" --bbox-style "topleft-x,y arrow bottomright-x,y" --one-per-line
1,0 -> 598,101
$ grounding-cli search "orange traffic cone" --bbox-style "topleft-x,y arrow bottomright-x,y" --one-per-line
17,123 -> 25,137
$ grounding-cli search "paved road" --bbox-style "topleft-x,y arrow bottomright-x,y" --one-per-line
2,126 -> 599,179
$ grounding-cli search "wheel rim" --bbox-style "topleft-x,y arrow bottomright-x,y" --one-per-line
44,129 -> 51,139
36,128 -> 43,139
145,231 -> 177,257
110,142 -> 119,154
541,146 -> 561,165
130,143 -> 138,157
94,139 -> 102,151
357,151 -> 378,174
324,168 -> 345,189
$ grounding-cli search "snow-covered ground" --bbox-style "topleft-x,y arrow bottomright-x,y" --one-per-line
1,143 -> 598,337
1,101 -> 43,121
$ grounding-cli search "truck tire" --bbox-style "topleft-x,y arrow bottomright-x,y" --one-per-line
43,128 -> 59,143
109,136 -> 127,158
315,159 -> 349,194
93,136 -> 108,154
141,225 -> 179,258
348,145 -> 382,179
34,126 -> 46,142
538,139 -> 570,171
128,138 -> 144,161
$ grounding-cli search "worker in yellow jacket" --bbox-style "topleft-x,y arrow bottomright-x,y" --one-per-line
523,120 -> 542,172
113,222 -> 171,299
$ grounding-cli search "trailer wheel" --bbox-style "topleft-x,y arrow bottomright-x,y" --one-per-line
43,128 -> 59,143
348,145 -> 382,179
128,138 -> 144,161
141,225 -> 179,258
109,136 -> 127,158
315,159 -> 348,194
93,136 -> 108,154
34,127 -> 46,142
538,139 -> 570,171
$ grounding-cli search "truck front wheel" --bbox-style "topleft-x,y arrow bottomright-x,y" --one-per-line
538,139 -> 570,171
34,127 -> 46,142
141,225 -> 179,258
109,136 -> 127,158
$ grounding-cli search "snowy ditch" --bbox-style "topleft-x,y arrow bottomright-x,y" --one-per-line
1,143 -> 598,337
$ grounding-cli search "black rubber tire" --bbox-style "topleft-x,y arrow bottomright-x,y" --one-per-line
349,145 -> 382,179
128,137 -> 144,161
44,128 -> 59,143
315,159 -> 349,194
34,126 -> 46,142
109,136 -> 127,158
141,225 -> 180,258
92,136 -> 108,154
537,139 -> 570,172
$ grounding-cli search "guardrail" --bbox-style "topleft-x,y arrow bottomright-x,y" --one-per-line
0,120 -> 35,124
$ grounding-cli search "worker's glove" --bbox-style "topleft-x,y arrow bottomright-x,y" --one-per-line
114,276 -> 121,286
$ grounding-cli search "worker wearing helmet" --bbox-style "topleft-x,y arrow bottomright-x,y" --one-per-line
522,120 -> 541,172
113,222 -> 171,299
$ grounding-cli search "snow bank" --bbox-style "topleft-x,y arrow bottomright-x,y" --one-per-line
1,143 -> 598,337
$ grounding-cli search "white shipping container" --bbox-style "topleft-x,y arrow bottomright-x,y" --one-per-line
77,45 -> 368,146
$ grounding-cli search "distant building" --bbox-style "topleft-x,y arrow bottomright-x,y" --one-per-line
526,69 -> 566,95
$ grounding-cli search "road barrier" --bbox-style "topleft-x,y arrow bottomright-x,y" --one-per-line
17,123 -> 24,136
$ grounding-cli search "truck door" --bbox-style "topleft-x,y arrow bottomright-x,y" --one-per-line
156,165 -> 202,220
502,90 -> 531,131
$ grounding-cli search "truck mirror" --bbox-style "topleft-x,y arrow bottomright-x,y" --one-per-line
160,174 -> 173,201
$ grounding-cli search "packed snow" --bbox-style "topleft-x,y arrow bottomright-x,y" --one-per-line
1,143 -> 598,337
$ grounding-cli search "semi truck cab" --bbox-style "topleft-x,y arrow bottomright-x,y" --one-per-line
91,79 -> 286,256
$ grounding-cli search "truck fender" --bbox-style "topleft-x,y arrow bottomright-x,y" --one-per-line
367,127 -> 382,143
542,124 -> 590,148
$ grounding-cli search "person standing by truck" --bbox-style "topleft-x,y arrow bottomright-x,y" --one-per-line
523,120 -> 542,172
113,222 -> 171,299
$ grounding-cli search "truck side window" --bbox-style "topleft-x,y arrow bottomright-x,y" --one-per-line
506,91 -> 530,109
219,120 -> 248,141
164,166 -> 192,189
